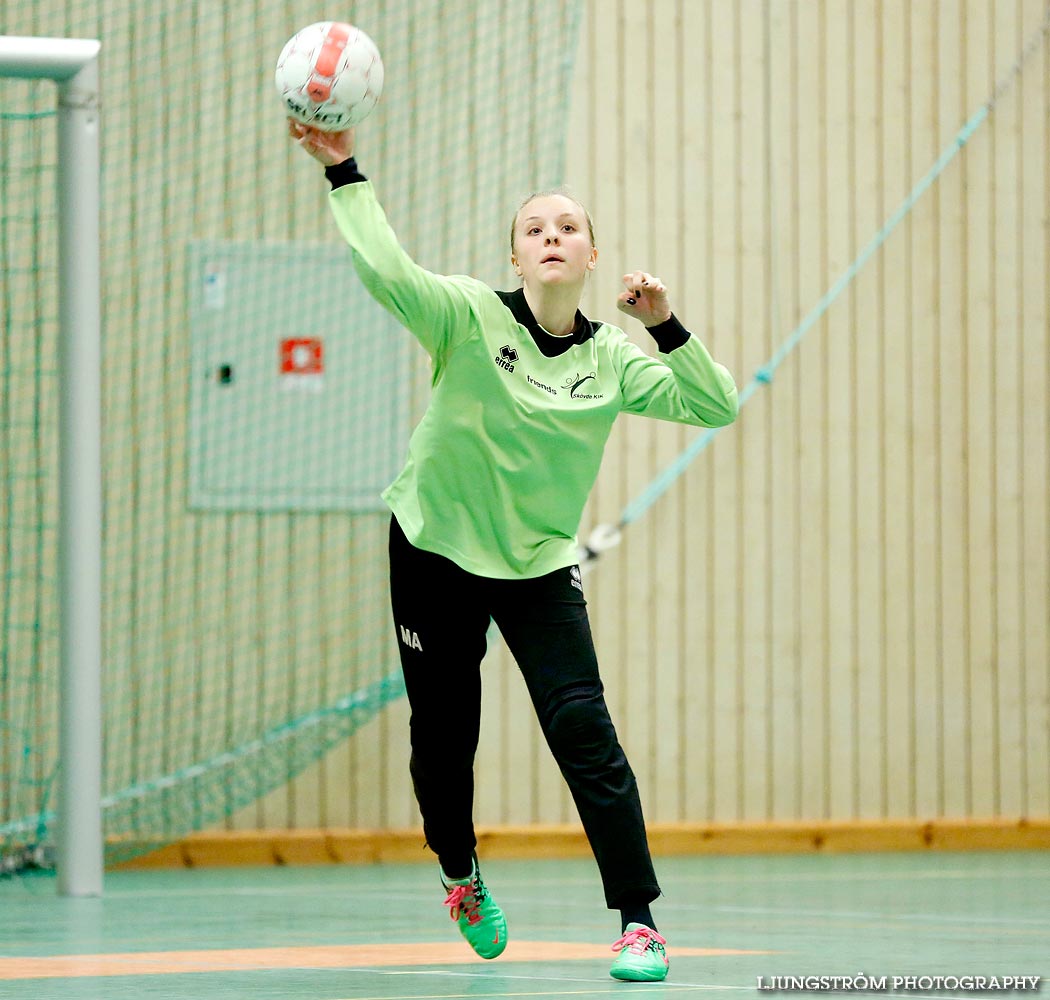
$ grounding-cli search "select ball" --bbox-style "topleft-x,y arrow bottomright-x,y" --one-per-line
275,21 -> 384,131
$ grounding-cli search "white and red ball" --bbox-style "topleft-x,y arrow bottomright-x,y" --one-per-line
275,21 -> 383,131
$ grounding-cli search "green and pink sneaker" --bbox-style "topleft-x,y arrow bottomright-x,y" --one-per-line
610,923 -> 669,981
441,854 -> 508,959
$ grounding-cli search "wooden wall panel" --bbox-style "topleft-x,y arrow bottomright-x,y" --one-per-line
992,0 -> 1024,818
557,0 -> 1050,828
825,0 -> 858,820
677,0 -> 716,826
908,0 -> 941,820
1020,2 -> 1050,818
936,0 -> 970,818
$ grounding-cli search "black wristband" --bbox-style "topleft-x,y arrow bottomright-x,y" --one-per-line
646,313 -> 691,353
324,156 -> 367,189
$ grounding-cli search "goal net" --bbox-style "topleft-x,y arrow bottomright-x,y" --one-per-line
1,0 -> 581,873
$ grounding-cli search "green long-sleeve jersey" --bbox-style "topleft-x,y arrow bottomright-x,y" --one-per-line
328,175 -> 738,579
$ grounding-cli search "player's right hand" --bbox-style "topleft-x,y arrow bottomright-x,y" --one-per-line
288,119 -> 355,167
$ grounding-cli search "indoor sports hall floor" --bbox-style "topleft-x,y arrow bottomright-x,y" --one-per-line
1,852 -> 1047,999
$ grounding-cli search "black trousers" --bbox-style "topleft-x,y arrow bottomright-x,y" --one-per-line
388,515 -> 660,909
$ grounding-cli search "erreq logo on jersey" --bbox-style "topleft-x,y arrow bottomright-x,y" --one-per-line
495,345 -> 517,372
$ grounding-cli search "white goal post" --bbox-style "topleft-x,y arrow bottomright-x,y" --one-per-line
0,35 -> 103,897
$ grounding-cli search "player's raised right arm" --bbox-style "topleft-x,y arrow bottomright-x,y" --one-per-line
288,121 -> 476,360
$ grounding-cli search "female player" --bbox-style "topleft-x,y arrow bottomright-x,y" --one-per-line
289,120 -> 738,982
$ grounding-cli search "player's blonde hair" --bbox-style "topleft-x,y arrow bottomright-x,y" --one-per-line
510,187 -> 596,254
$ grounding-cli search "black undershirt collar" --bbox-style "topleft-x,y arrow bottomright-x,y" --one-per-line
495,288 -> 597,358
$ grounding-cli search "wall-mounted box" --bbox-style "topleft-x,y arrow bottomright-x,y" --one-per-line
187,241 -> 409,511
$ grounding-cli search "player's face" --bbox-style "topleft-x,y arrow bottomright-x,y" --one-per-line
512,196 -> 597,289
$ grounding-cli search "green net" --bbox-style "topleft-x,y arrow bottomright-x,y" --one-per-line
0,93 -> 62,872
1,1 -> 582,872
